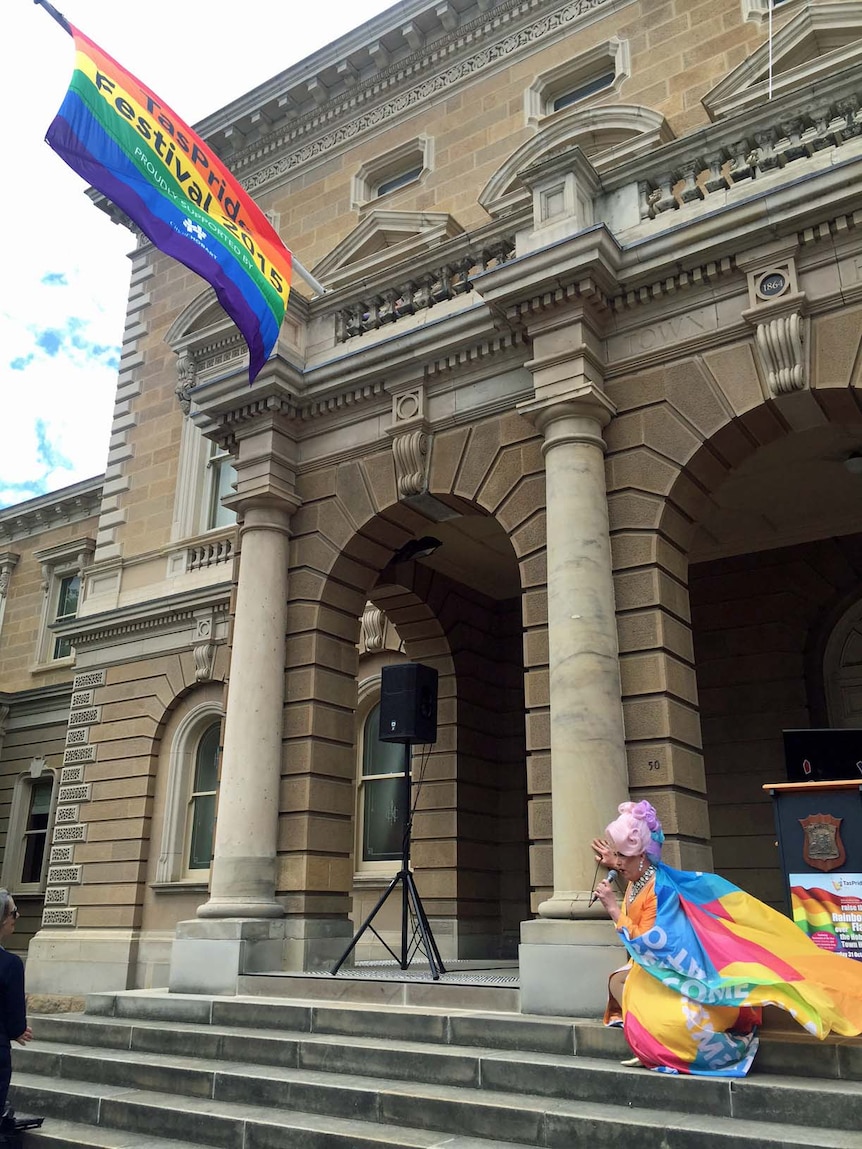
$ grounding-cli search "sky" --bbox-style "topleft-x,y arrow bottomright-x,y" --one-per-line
0,0 -> 397,510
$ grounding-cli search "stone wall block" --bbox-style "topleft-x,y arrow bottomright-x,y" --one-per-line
641,406 -> 703,468
522,627 -> 549,669
639,789 -> 710,841
526,754 -> 551,796
626,741 -> 706,793
429,426 -> 471,494
524,667 -> 549,709
812,307 -> 862,391
525,709 -> 550,753
604,410 -> 646,454
606,449 -> 679,498
526,797 -> 552,840
496,474 -> 547,534
296,466 -> 338,506
700,343 -> 764,418
287,602 -> 359,644
510,509 -> 546,561
285,665 -> 356,710
663,360 -> 732,440
529,842 -> 553,887
605,375 -> 665,417
281,739 -> 355,780
518,551 -> 547,589
453,421 -> 504,502
336,460 -> 377,531
607,490 -> 664,532
522,588 -> 548,628
360,450 -> 398,514
283,701 -> 354,744
623,696 -> 702,750
277,813 -> 352,855
477,443 -> 529,512
613,568 -> 691,622
620,651 -> 698,705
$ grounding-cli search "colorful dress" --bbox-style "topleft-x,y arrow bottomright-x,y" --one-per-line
612,863 -> 862,1077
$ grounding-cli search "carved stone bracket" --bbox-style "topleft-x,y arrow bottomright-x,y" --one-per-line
193,614 -> 217,681
194,641 -> 217,682
360,603 -> 385,653
386,385 -> 433,499
0,552 -> 20,599
739,248 -> 808,397
175,350 -> 198,416
754,312 -> 808,395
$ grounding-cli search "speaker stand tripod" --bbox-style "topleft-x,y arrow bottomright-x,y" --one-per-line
331,743 -> 446,980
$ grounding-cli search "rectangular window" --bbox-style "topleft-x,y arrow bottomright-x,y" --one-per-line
376,165 -> 423,198
188,723 -> 220,871
52,574 -> 80,660
552,70 -> 614,112
205,444 -> 237,531
21,778 -> 53,885
360,703 -> 408,863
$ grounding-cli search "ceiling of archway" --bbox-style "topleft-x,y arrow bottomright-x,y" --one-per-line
690,425 -> 862,564
410,513 -> 522,600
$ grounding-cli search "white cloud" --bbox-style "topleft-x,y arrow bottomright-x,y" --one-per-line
1,0 -> 396,509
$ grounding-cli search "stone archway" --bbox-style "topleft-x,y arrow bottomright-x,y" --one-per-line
603,313 -> 862,893
278,408 -> 546,961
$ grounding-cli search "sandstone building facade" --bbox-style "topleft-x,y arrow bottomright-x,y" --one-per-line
3,0 -> 862,1011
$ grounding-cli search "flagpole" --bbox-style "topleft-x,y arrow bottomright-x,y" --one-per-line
33,0 -> 72,35
291,258 -> 327,297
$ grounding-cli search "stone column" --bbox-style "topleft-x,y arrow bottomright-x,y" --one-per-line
197,500 -> 293,918
169,411 -> 301,994
518,360 -> 631,1014
529,391 -> 630,918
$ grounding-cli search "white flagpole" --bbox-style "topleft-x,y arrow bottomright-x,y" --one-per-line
291,256 -> 327,297
768,0 -> 774,101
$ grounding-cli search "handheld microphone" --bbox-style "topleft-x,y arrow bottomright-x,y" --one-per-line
589,868 -> 618,907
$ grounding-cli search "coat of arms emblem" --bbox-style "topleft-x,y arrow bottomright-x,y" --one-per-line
799,813 -> 846,872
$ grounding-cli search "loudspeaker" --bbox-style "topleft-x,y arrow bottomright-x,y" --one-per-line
379,663 -> 438,744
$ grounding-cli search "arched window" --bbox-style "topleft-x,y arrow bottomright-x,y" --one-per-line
358,702 -> 408,865
187,723 -> 220,870
154,703 -> 222,885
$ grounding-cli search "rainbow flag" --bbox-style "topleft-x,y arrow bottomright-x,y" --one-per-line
617,864 -> 862,1076
45,20 -> 292,382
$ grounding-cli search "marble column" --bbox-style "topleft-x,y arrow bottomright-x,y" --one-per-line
197,500 -> 294,918
170,492 -> 297,994
530,392 -> 630,918
518,380 -> 631,1015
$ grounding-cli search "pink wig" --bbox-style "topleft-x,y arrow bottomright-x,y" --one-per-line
605,801 -> 664,860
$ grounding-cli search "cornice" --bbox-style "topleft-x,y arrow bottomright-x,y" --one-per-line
229,0 -> 634,194
56,586 -> 231,649
0,477 -> 104,545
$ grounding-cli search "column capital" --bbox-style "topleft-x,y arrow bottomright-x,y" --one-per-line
518,382 -> 616,445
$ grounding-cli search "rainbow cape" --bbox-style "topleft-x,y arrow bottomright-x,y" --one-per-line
617,864 -> 862,1077
45,23 -> 292,382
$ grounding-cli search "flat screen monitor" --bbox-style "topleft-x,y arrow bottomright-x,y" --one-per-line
783,728 -> 862,783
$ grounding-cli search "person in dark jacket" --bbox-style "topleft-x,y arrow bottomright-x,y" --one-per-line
0,891 -> 31,1117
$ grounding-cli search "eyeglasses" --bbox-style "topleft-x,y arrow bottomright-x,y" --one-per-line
8,909 -> 18,920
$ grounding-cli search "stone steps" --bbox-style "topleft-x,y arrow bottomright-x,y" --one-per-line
10,991 -> 862,1149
